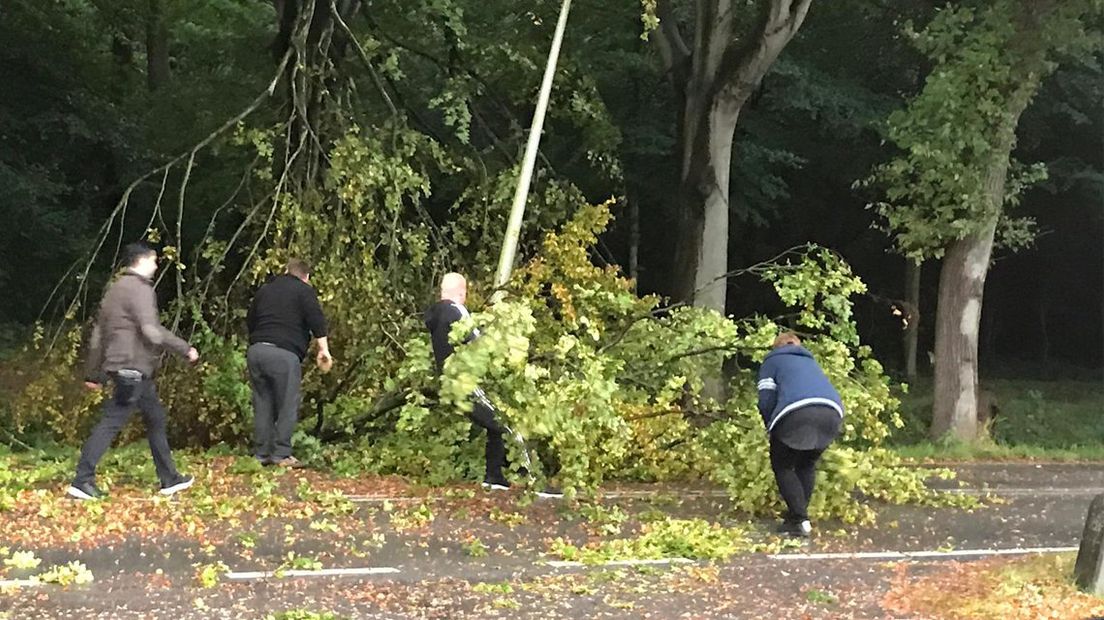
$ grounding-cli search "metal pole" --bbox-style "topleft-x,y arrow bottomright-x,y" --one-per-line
492,0 -> 573,300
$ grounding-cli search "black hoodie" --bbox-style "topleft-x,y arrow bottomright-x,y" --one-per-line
424,300 -> 478,374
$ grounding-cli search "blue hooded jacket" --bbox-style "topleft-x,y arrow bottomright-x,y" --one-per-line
757,345 -> 844,432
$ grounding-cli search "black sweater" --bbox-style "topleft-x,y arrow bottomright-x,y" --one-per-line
247,274 -> 328,360
424,300 -> 477,374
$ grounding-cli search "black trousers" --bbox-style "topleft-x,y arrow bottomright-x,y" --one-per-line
469,391 -> 507,484
74,377 -> 180,488
769,435 -> 824,523
247,343 -> 302,460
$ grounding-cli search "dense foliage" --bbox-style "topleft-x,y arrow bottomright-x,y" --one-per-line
0,0 -> 1095,522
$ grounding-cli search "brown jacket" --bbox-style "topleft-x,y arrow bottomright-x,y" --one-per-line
84,271 -> 191,382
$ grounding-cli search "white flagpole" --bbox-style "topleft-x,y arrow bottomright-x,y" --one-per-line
492,0 -> 573,301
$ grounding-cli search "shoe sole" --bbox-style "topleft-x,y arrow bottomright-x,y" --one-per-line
66,486 -> 98,501
481,483 -> 510,491
160,477 -> 195,496
535,491 -> 563,499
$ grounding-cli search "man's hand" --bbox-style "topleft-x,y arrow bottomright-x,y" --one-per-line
316,349 -> 334,374
83,381 -> 102,391
186,347 -> 200,364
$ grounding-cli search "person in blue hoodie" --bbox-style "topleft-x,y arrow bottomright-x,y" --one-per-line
757,332 -> 844,537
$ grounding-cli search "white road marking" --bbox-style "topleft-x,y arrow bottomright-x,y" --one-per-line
121,486 -> 1104,504
769,546 -> 1079,561
547,558 -> 694,569
340,487 -> 1104,503
225,566 -> 400,580
0,579 -> 41,588
942,487 -> 1104,497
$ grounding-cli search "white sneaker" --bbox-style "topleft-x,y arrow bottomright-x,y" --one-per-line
160,474 -> 195,496
799,520 -> 813,537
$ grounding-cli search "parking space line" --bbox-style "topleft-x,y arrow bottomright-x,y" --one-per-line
547,558 -> 694,569
769,546 -> 1079,561
0,579 -> 41,588
225,566 -> 400,580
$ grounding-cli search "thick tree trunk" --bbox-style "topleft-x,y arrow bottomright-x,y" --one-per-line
674,102 -> 740,312
925,0 -> 1074,442
904,259 -> 921,381
145,0 -> 171,92
656,0 -> 814,313
930,217 -> 998,441
650,0 -> 813,405
929,69 -> 1040,442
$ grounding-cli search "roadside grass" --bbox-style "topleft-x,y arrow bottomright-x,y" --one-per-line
891,378 -> 1104,461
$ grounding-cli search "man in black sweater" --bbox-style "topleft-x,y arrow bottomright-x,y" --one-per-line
425,273 -> 511,489
246,259 -> 332,467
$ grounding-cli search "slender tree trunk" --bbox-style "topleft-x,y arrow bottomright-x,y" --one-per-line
145,0 -> 171,92
981,298 -> 997,362
904,259 -> 922,381
627,191 -> 640,289
1039,293 -> 1050,369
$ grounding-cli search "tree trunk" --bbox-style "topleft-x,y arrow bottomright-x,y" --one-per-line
930,98 -> 1031,441
654,0 -> 815,313
627,191 -> 640,289
674,101 -> 740,312
1039,293 -> 1050,369
930,217 -> 998,441
650,1 -> 813,405
904,259 -> 921,381
145,0 -> 171,92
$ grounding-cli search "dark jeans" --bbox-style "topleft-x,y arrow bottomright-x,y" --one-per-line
247,343 -> 302,460
74,376 -> 180,487
470,390 -> 507,484
769,435 -> 824,523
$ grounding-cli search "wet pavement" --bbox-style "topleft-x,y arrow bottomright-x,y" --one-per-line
0,462 -> 1099,619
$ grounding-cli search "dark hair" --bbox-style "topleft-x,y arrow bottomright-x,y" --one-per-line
286,258 -> 311,278
122,242 -> 157,268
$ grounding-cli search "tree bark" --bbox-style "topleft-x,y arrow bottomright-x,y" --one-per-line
650,1 -> 813,404
1038,284 -> 1051,369
904,259 -> 921,381
930,216 -> 998,441
627,191 -> 640,289
145,0 -> 171,92
674,101 -> 740,311
930,86 -> 1035,441
655,0 -> 814,313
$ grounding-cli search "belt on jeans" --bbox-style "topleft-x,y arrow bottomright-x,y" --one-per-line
255,342 -> 277,347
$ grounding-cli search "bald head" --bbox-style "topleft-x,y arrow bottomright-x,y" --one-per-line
440,272 -> 467,304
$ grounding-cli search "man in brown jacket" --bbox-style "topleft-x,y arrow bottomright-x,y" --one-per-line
67,242 -> 200,501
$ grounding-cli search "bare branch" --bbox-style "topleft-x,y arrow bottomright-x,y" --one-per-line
650,1 -> 690,86
41,47 -> 294,352
329,0 -> 398,117
716,0 -> 815,105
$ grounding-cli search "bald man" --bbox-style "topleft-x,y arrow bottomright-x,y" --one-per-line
424,273 -> 509,489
